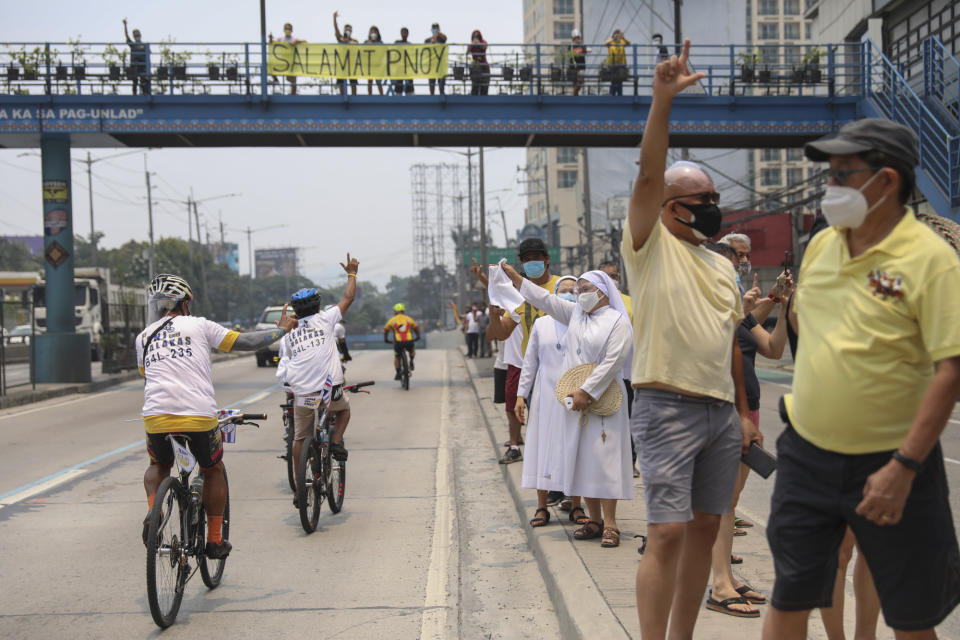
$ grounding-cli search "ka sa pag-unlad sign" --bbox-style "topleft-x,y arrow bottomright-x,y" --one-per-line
268,42 -> 449,80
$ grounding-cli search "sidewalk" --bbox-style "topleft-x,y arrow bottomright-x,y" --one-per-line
0,351 -> 252,409
458,348 -> 873,640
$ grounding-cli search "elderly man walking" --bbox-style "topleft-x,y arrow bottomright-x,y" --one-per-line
763,118 -> 960,639
620,40 -> 760,639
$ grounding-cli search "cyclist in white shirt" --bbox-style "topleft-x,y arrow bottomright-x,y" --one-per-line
333,314 -> 351,362
137,273 -> 297,558
277,255 -> 359,504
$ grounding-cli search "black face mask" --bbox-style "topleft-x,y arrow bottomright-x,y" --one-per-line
673,202 -> 723,239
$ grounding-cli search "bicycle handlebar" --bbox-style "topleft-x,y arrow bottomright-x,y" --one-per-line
243,413 -> 267,421
345,381 -> 375,392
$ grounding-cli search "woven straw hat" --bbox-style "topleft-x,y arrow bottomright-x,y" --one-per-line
916,211 -> 960,257
555,363 -> 623,418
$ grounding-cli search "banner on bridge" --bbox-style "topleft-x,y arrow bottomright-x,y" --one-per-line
268,42 -> 448,80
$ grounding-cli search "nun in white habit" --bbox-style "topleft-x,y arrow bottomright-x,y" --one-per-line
501,263 -> 634,548
516,275 -> 578,527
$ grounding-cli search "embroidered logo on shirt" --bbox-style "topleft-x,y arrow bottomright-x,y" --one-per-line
867,269 -> 903,301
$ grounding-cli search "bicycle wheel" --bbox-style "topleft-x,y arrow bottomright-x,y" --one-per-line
199,467 -> 230,589
327,452 -> 346,514
285,419 -> 296,493
400,349 -> 410,390
297,439 -> 323,533
146,476 -> 187,629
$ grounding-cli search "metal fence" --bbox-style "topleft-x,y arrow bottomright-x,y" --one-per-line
0,41 -> 862,98
0,290 -> 36,395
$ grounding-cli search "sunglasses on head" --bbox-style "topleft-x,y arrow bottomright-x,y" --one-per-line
662,191 -> 720,206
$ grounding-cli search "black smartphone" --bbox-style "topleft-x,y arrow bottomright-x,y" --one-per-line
741,442 -> 777,478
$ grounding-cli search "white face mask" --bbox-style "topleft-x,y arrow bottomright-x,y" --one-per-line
557,292 -> 577,303
578,291 -> 601,313
821,171 -> 885,229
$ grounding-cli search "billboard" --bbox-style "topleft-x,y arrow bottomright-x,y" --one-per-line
255,248 -> 298,279
212,242 -> 239,273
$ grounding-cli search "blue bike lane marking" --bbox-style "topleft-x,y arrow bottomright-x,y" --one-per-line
0,383 -> 279,503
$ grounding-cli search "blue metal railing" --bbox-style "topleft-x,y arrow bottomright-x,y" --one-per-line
922,36 -> 960,125
864,39 -> 959,209
0,41 -> 862,98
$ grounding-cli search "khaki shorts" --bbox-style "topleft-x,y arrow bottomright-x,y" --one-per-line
293,390 -> 349,441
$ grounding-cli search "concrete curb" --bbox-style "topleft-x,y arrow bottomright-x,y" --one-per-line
458,347 -> 631,640
0,351 -> 252,409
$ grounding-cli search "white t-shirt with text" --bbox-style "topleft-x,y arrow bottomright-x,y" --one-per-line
276,307 -> 344,394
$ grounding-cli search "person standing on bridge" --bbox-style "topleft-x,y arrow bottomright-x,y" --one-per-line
425,23 -> 448,95
763,119 -> 960,639
392,28 -> 414,96
621,40 -> 760,638
137,274 -> 297,558
604,28 -> 630,96
364,26 -> 384,95
333,11 -> 359,97
468,30 -> 490,96
122,18 -> 150,96
269,23 -> 304,95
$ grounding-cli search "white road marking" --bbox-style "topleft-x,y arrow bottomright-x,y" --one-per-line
949,418 -> 960,426
241,390 -> 272,405
0,469 -> 87,507
0,388 -> 126,421
419,357 -> 455,639
946,458 -> 960,466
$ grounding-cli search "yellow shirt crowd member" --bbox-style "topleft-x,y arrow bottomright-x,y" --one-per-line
504,274 -> 561,356
384,313 -> 419,342
786,208 -> 960,454
605,36 -> 629,66
621,217 -> 743,402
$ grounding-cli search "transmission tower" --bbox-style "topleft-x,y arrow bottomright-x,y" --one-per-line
410,163 -> 467,273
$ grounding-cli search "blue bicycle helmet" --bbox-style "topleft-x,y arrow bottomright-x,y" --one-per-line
290,287 -> 322,316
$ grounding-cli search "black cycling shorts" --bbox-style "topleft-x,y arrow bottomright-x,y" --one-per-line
393,341 -> 415,357
147,426 -> 223,470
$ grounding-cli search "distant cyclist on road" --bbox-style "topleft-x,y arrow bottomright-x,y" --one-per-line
136,274 -> 297,558
277,255 -> 359,500
384,303 -> 420,380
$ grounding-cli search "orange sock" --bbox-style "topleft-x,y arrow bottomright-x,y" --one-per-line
147,494 -> 156,511
208,516 -> 223,544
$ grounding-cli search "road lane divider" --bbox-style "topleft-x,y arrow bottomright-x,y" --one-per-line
0,383 -> 280,509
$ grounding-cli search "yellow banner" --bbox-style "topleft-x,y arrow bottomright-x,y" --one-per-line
268,42 -> 449,80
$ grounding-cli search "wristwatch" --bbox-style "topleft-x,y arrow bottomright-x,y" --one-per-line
892,451 -> 923,472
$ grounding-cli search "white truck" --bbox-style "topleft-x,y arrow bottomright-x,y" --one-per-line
33,267 -> 146,361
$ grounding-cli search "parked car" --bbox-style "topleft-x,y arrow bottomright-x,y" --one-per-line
6,324 -> 32,344
254,306 -> 286,367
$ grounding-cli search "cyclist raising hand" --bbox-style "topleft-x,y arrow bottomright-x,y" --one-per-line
384,303 -> 420,379
136,274 -> 297,558
277,254 -> 359,502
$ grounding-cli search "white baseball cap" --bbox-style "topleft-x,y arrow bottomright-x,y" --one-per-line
571,29 -> 581,38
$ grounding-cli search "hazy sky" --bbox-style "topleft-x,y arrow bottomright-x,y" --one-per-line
0,0 -> 526,288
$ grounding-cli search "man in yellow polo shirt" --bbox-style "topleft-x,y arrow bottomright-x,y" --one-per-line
136,274 -> 296,558
621,40 -> 761,636
763,119 -> 960,638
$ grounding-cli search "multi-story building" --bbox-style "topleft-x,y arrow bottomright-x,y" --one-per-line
521,0 -> 751,276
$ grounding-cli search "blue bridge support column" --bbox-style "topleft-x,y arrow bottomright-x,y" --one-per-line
35,134 -> 91,383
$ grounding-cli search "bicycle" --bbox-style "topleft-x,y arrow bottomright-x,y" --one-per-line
296,380 -> 374,533
278,390 -> 296,492
387,336 -> 412,390
144,410 -> 264,629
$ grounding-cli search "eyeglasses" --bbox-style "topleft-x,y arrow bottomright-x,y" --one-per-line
607,273 -> 620,281
662,191 -> 720,206
824,167 -> 882,186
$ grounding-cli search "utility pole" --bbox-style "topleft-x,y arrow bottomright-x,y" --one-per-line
581,148 -> 594,269
85,151 -> 97,266
467,148 -> 474,265
186,191 -> 195,278
143,155 -> 156,278
542,151 -> 552,247
674,0 -> 683,50
479,147 -> 487,267
192,200 -> 209,317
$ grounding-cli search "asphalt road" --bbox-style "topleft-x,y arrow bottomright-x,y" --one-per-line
0,349 -> 559,638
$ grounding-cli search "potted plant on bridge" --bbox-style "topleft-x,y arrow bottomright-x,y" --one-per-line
102,43 -> 127,86
68,38 -> 87,80
206,49 -> 220,80
6,45 -> 19,81
13,46 -> 43,81
803,47 -> 824,83
224,52 -> 240,82
736,48 -> 762,83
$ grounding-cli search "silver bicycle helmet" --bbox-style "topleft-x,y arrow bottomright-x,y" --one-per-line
146,273 -> 193,323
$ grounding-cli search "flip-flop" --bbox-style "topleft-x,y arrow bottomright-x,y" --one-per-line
734,518 -> 754,528
730,555 -> 743,564
705,596 -> 760,618
735,584 -> 766,604
733,528 -> 748,536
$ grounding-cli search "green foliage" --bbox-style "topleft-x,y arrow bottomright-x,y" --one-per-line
735,48 -> 763,68
0,238 -> 42,270
102,43 -> 127,67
